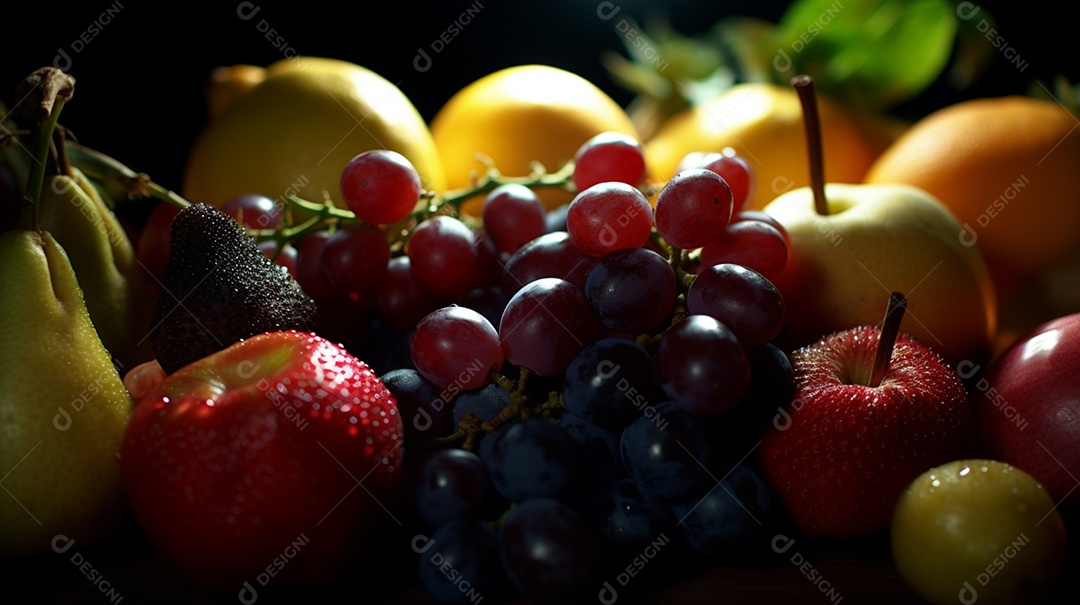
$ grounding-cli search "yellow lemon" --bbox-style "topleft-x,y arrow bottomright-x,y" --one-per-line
430,64 -> 639,213
645,82 -> 885,210
183,57 -> 445,213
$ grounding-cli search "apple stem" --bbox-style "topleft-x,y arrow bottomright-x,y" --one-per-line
868,292 -> 908,388
791,75 -> 829,217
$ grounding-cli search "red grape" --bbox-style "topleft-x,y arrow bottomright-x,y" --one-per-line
407,215 -> 481,297
501,231 -> 595,296
499,277 -> 596,377
701,151 -> 753,214
699,220 -> 788,279
340,149 -> 422,225
221,193 -> 281,229
482,183 -> 547,255
654,168 -> 733,250
411,306 -> 503,392
374,255 -> 442,330
572,132 -> 646,192
295,230 -> 335,302
687,263 -> 785,348
734,210 -> 791,246
566,182 -> 653,257
321,224 -> 390,293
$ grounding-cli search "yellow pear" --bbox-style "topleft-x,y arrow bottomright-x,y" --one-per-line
0,229 -> 132,555
37,168 -> 154,368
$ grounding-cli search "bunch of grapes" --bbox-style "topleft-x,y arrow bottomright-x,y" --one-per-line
308,135 -> 790,602
172,133 -> 796,602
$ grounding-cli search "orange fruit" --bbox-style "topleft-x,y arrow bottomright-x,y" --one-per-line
430,65 -> 639,214
183,57 -> 445,213
644,83 -> 886,210
865,96 -> 1080,295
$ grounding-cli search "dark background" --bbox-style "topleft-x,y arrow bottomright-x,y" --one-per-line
1,0 -> 1072,194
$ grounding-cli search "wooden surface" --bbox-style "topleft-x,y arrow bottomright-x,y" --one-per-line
6,510 -> 1077,604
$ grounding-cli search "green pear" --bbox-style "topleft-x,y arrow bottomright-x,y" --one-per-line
37,168 -> 154,368
0,228 -> 132,556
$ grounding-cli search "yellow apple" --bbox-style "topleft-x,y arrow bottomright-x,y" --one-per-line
763,183 -> 996,367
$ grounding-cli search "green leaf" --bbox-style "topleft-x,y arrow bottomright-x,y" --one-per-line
770,0 -> 959,109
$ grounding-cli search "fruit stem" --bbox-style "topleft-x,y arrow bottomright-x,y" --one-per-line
20,68 -> 74,230
64,141 -> 193,211
415,158 -> 576,219
868,292 -> 908,388
792,75 -> 829,217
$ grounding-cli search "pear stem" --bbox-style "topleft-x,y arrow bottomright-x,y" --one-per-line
868,292 -> 908,388
791,75 -> 829,217
25,95 -> 68,231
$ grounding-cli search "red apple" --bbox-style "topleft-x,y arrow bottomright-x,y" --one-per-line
759,294 -> 979,538
973,312 -> 1080,511
118,331 -> 404,592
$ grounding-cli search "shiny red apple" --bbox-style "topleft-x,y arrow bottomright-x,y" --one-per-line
759,293 -> 979,538
973,313 -> 1080,511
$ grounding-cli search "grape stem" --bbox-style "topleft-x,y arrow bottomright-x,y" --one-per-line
792,75 -> 829,217
59,127 -> 576,248
868,292 -> 907,388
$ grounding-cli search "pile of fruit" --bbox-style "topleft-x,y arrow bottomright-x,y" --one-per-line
2,4 -> 1079,603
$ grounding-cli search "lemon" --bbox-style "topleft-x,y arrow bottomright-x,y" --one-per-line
182,57 -> 445,212
430,64 -> 639,213
645,82 -> 884,210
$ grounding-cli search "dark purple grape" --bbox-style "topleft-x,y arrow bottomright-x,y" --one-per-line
499,277 -> 597,377
557,414 -> 622,488
562,338 -> 660,429
585,247 -> 676,334
414,448 -> 490,526
582,478 -> 673,569
416,519 -> 507,604
668,462 -> 772,559
487,418 -> 584,502
657,315 -> 750,417
451,383 -> 511,431
687,263 -> 785,349
501,231 -> 595,296
620,402 -> 714,499
738,343 -> 795,429
545,204 -> 569,233
360,320 -> 413,377
498,499 -> 599,600
380,368 -> 449,444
